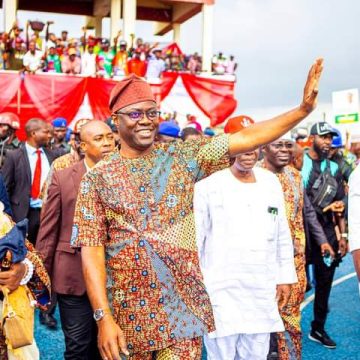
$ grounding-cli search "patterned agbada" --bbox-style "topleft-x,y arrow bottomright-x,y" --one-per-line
261,164 -> 306,360
72,135 -> 230,355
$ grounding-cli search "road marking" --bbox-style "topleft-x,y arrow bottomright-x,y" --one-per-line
301,272 -> 357,311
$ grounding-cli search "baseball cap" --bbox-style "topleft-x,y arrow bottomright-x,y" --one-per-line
309,122 -> 338,137
224,115 -> 254,134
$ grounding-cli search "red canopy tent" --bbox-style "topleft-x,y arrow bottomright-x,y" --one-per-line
0,69 -> 236,139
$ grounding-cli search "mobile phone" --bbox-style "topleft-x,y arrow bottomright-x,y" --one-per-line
323,250 -> 333,267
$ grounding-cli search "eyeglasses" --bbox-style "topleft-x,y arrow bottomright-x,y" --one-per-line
116,110 -> 161,121
270,142 -> 294,150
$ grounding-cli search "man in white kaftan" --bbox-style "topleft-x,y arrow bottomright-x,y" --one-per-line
194,119 -> 297,359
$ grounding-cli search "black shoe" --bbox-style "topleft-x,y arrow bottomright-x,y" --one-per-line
308,329 -> 336,349
39,312 -> 57,329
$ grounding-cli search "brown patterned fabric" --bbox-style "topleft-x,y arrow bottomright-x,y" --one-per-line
72,135 -> 230,355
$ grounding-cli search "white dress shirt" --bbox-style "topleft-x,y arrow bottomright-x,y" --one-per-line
25,142 -> 50,207
194,167 -> 297,338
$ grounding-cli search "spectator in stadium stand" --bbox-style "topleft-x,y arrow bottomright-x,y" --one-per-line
113,39 -> 129,76
156,120 -> 181,143
61,47 -> 81,74
127,48 -> 147,77
212,51 -> 228,75
145,48 -> 165,79
61,30 -> 69,47
0,112 -> 21,168
181,127 -> 202,141
45,44 -> 62,73
5,37 -> 26,71
23,40 -> 43,73
55,38 -> 65,58
51,118 -> 71,154
81,40 -> 97,76
226,55 -> 238,75
6,22 -> 24,46
187,52 -> 201,74
96,38 -> 115,78
26,20 -> 46,52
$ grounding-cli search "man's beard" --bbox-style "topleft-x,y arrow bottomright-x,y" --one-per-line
313,142 -> 329,159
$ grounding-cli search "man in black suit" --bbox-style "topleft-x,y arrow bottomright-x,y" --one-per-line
2,118 -> 57,244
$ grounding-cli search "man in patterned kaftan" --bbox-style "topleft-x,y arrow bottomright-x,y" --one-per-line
72,60 -> 323,360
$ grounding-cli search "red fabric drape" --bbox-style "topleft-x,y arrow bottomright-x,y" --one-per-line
0,72 -> 237,132
86,77 -> 118,120
24,74 -> 87,121
149,72 -> 179,104
0,72 -> 21,113
180,73 -> 237,126
162,43 -> 183,56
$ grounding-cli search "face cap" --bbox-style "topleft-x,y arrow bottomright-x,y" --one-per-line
309,122 -> 338,137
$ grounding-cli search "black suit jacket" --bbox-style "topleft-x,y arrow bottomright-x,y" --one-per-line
1,144 -> 57,222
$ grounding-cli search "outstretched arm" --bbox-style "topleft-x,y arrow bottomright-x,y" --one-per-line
229,58 -> 323,156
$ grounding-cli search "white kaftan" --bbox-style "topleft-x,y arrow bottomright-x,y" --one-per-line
194,167 -> 297,338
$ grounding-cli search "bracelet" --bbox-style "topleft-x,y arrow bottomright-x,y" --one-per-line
20,258 -> 34,285
341,233 -> 348,238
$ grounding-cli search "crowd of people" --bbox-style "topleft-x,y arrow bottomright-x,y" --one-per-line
0,22 -> 237,79
0,59 -> 359,360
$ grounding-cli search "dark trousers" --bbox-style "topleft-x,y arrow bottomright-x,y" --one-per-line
57,293 -> 101,360
311,260 -> 336,331
27,207 -> 41,245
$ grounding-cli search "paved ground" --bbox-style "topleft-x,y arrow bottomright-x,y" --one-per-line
35,256 -> 360,359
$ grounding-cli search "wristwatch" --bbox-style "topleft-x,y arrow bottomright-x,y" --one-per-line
93,308 -> 110,322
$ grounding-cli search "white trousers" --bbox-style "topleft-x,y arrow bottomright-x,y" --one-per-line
205,333 -> 270,360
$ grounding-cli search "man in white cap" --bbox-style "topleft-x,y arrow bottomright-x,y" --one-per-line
145,48 -> 165,79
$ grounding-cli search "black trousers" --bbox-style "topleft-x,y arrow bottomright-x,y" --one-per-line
27,207 -> 41,245
311,260 -> 337,331
57,293 -> 101,360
